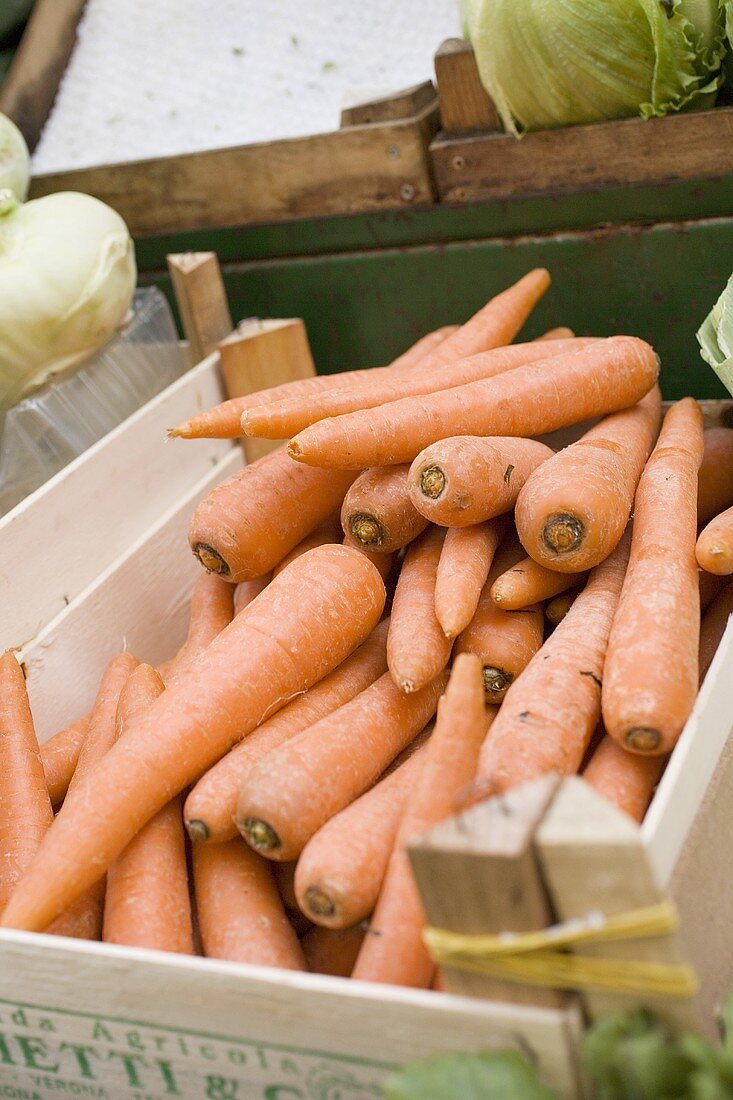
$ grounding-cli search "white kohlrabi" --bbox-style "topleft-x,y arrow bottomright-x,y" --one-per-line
0,190 -> 137,409
461,0 -> 726,135
698,272 -> 733,396
0,112 -> 30,200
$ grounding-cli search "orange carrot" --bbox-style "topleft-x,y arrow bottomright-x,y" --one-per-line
273,515 -> 343,576
409,436 -> 553,528
237,670 -> 446,862
0,652 -> 53,912
302,924 -> 365,978
184,619 -> 390,843
341,466 -> 427,554
288,337 -> 660,469
583,736 -> 666,824
696,504 -> 733,575
603,400 -> 704,756
537,327 -> 575,341
476,533 -> 631,792
103,666 -> 194,954
48,652 -> 138,940
352,654 -> 486,988
343,539 -> 394,581
546,589 -> 582,626
165,573 -> 235,683
515,388 -> 662,573
699,580 -> 733,684
294,734 -> 430,929
698,427 -> 733,525
1,546 -> 385,933
388,526 -> 452,693
193,839 -> 305,969
491,556 -> 585,610
233,573 -> 271,614
170,326 -> 458,439
189,446 -> 356,582
434,520 -> 506,639
39,716 -> 89,810
699,569 -> 725,613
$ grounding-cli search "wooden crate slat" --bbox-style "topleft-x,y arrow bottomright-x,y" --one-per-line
167,252 -> 233,363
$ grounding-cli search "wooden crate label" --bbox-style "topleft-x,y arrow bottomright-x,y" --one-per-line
0,999 -> 393,1100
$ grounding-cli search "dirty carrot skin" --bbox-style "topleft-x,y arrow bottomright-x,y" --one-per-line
476,533 -> 631,793
170,326 -> 458,439
699,580 -> 733,684
353,654 -> 486,988
409,436 -> 554,528
584,736 -> 666,824
2,547 -> 385,934
48,652 -> 139,940
184,620 -> 390,843
39,716 -> 89,810
546,589 -> 582,627
193,839 -> 306,970
698,427 -> 733,525
696,505 -> 733,576
341,466 -> 428,554
388,527 -> 452,693
289,337 -> 660,469
189,446 -> 356,582
602,400 -> 704,756
103,666 -> 194,954
273,515 -> 343,576
0,652 -> 53,912
434,520 -> 505,639
237,670 -> 446,862
302,925 -> 365,978
515,388 -> 662,573
294,735 -> 430,929
491,556 -> 585,610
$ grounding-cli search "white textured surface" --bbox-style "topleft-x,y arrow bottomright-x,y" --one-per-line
33,0 -> 460,173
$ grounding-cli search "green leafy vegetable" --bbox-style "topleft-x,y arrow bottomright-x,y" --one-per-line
697,272 -> 733,396
383,1051 -> 556,1100
461,0 -> 726,135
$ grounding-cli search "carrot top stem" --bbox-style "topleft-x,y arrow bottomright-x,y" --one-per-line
242,818 -> 281,853
186,820 -> 209,843
349,513 -> 385,549
194,544 -> 230,577
626,727 -> 661,753
420,467 -> 446,499
543,514 -> 585,554
304,887 -> 336,919
483,666 -> 512,695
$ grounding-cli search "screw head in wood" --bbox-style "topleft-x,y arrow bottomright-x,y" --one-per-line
400,182 -> 416,202
452,154 -> 466,170
387,144 -> 401,159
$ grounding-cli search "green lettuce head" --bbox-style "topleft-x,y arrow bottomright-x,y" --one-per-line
461,0 -> 726,135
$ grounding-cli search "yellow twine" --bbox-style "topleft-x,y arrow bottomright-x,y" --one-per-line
423,901 -> 698,999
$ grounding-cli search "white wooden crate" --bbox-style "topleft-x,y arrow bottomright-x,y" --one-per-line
0,358 -> 732,1100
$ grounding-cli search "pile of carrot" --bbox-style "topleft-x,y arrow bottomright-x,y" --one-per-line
2,268 -> 732,996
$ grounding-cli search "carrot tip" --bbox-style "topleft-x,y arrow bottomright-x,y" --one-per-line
349,513 -> 385,549
167,427 -> 182,439
304,886 -> 337,920
419,466 -> 446,500
240,817 -> 282,853
192,542 -> 231,577
186,819 -> 210,842
625,727 -> 662,754
543,514 -> 585,555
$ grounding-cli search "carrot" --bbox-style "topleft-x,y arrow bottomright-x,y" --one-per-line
1,546 -> 385,933
48,651 -> 138,940
387,527 -> 452,693
602,399 -> 704,756
242,341 -> 591,442
39,716 -> 89,810
0,652 -> 53,912
409,436 -> 554,528
288,337 -> 660,470
475,533 -> 631,793
183,619 -> 390,843
294,733 -> 430,929
583,736 -> 666,824
699,580 -> 733,684
341,466 -> 427,554
343,540 -> 394,581
273,515 -> 343,576
515,388 -> 661,573
352,653 -> 486,988
237,670 -> 446,862
165,573 -> 235,683
192,839 -> 306,969
188,446 -> 356,582
537,327 -> 575,341
491,556 -> 585,610
233,573 -> 271,615
546,589 -> 582,626
103,666 -> 194,954
302,925 -> 365,978
696,504 -> 733,576
170,326 -> 458,439
434,519 -> 506,639
699,569 -> 726,613
698,427 -> 733,525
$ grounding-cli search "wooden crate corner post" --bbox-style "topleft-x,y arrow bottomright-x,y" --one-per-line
167,252 -> 233,365
433,38 -> 500,136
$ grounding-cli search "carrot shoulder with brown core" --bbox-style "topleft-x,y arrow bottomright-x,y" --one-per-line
602,398 -> 704,756
341,466 -> 427,554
